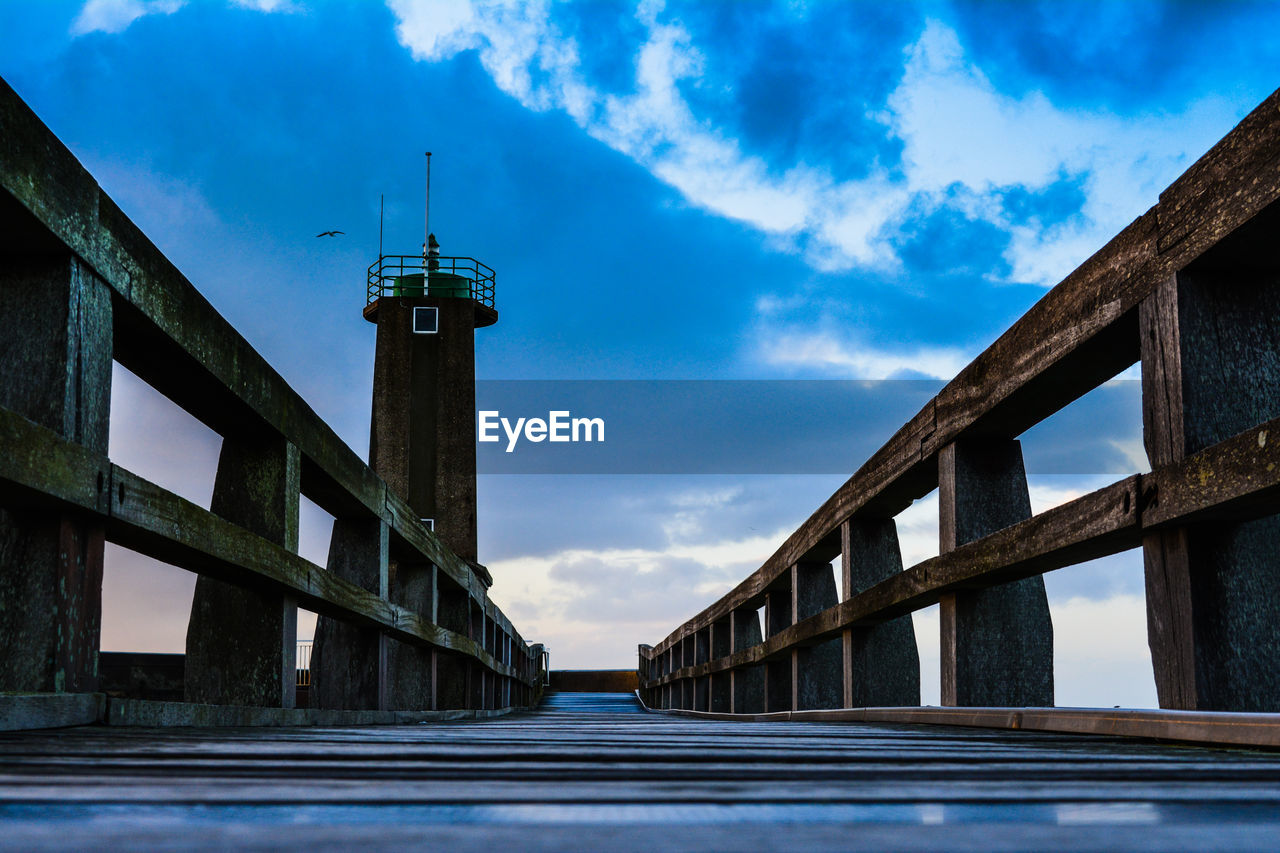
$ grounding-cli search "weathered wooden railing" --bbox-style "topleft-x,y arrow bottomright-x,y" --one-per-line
641,86 -> 1280,722
0,77 -> 543,726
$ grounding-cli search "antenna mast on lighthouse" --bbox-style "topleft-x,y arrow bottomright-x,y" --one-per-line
423,151 -> 432,259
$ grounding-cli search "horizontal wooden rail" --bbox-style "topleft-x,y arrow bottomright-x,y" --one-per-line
645,414 -> 1280,687
643,84 -> 1280,716
638,692 -> 1280,750
0,404 -> 529,685
644,88 -> 1280,660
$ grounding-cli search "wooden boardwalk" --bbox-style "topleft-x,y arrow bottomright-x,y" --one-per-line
0,693 -> 1279,850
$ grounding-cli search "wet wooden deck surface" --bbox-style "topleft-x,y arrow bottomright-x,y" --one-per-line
2,692 -> 1280,850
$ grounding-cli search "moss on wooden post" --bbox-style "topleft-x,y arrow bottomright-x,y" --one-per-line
1142,264 -> 1280,711
0,256 -> 111,694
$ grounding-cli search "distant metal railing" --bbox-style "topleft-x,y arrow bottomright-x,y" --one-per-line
367,255 -> 496,310
296,642 -> 313,688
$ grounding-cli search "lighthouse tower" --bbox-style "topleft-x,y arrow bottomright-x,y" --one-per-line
312,156 -> 496,712
363,232 -> 496,563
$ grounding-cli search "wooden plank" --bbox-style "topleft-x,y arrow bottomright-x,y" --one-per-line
102,697 -> 522,727
109,464 -> 514,674
1157,87 -> 1280,258
384,488 -> 485,602
644,697 -> 1280,750
0,406 -> 104,514
0,692 -> 104,731
0,78 -> 100,264
1139,274 -> 1198,710
1143,417 -> 1280,528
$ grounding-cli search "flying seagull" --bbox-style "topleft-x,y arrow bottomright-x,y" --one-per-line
316,230 -> 344,238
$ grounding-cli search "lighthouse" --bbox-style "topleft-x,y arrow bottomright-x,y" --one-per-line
363,152 -> 496,564
362,231 -> 496,563
312,154 -> 496,712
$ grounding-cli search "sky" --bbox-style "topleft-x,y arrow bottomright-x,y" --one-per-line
3,0 -> 1279,707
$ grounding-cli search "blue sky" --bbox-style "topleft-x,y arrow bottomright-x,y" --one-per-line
4,0 -> 1279,705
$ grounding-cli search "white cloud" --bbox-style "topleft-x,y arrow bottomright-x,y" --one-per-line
1050,594 -> 1156,708
486,522 -> 794,668
73,1 -> 1242,288
760,330 -> 969,379
386,4 -> 1240,288
72,0 -> 294,36
888,20 -> 1238,286
231,0 -> 296,10
386,0 -> 905,272
72,0 -> 185,35
662,485 -> 746,541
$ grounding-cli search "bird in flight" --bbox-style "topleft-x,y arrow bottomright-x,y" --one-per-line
316,230 -> 344,238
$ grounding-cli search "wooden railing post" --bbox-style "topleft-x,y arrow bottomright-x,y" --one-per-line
638,644 -> 652,706
794,561 -> 841,709
669,640 -> 679,708
765,580 -> 793,712
506,630 -> 514,707
732,604 -> 757,712
1141,269 -> 1280,710
186,432 -> 300,707
710,617 -> 731,712
665,646 -> 675,709
312,517 -> 390,710
383,560 -> 435,711
681,635 -> 694,709
482,607 -> 496,710
841,518 -> 919,707
694,627 -> 710,711
0,256 -> 111,695
731,608 -> 765,713
469,601 -> 484,709
435,585 -> 470,709
938,439 -> 1052,707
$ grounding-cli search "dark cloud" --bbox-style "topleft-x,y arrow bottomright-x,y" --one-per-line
944,0 -> 1280,112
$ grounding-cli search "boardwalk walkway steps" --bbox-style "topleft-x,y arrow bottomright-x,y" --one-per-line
2,694 -> 1280,850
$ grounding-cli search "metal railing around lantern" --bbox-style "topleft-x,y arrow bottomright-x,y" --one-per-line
366,255 -> 496,310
